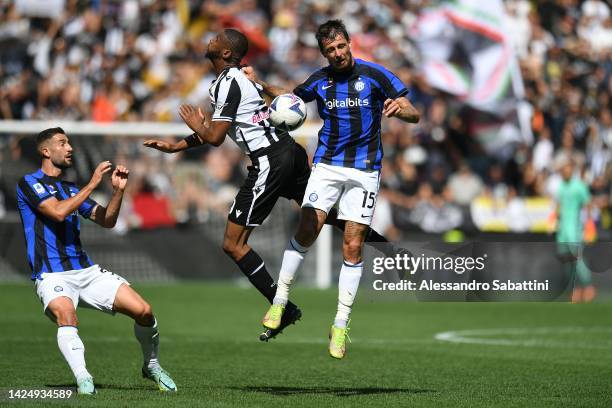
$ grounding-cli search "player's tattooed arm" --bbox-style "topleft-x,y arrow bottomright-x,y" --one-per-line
383,97 -> 420,123
90,165 -> 129,228
241,66 -> 289,98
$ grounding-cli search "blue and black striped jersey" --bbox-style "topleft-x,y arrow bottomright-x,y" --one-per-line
16,169 -> 98,279
293,58 -> 408,170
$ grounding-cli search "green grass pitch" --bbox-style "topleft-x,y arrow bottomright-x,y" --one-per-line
0,282 -> 610,407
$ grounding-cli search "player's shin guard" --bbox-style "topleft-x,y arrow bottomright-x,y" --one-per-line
134,318 -> 160,370
273,237 -> 309,305
57,326 -> 91,381
334,260 -> 363,328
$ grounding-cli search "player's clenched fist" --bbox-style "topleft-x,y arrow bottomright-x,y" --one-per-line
111,165 -> 129,192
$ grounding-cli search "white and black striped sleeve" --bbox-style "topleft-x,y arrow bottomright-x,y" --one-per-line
212,78 -> 242,122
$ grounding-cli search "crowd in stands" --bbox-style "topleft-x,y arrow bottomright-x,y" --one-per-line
0,0 -> 610,238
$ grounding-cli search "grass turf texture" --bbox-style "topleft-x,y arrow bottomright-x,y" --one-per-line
0,283 -> 610,407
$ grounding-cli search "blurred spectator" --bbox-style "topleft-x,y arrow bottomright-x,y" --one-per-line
448,163 -> 484,207
130,177 -> 176,230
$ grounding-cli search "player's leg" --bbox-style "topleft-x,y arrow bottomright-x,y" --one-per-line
328,169 -> 379,359
222,220 -> 297,309
46,297 -> 96,394
111,283 -> 176,391
325,209 -> 402,257
274,162 -> 342,307
263,161 -> 341,330
222,219 -> 304,340
331,221 -> 369,358
36,273 -> 95,394
262,207 -> 327,330
77,265 -> 176,391
275,207 -> 327,302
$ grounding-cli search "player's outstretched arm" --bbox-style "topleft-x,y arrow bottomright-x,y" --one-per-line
383,97 -> 420,123
144,107 -> 212,153
242,66 -> 289,98
90,165 -> 129,228
37,161 -> 112,222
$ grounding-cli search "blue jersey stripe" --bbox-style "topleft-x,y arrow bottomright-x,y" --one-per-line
320,79 -> 340,165
43,221 -> 63,272
16,193 -> 37,272
57,183 -> 82,270
343,76 -> 363,168
331,81 -> 350,165
355,84 -> 374,169
34,216 -> 51,274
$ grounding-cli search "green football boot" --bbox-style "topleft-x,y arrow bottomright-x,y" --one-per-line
142,366 -> 177,392
262,303 -> 285,330
328,324 -> 351,359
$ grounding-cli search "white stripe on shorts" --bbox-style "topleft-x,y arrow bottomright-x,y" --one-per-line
246,155 -> 270,226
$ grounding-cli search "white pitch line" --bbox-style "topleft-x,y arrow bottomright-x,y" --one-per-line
434,327 -> 612,350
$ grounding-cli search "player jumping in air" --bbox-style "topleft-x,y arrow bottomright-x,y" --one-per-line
144,28 -> 405,342
245,19 -> 420,358
17,128 -> 176,394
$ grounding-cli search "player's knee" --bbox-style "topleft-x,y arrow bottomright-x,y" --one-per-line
296,214 -> 319,246
55,310 -> 78,327
343,241 -> 363,263
134,302 -> 154,325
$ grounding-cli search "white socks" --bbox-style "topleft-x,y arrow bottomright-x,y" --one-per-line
134,319 -> 160,370
57,326 -> 90,381
334,260 -> 363,328
273,237 -> 309,305
273,237 -> 362,329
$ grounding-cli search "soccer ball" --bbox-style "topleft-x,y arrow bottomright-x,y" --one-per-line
268,94 -> 307,131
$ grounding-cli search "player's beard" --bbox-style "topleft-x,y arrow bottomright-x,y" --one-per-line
205,49 -> 221,61
52,156 -> 73,170
333,53 -> 353,72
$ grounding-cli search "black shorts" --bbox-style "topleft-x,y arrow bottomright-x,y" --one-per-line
228,137 -> 311,226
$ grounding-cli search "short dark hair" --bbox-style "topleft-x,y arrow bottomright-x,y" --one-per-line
36,127 -> 65,147
315,19 -> 350,52
223,28 -> 249,64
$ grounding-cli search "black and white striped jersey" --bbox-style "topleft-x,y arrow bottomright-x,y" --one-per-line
209,66 -> 288,155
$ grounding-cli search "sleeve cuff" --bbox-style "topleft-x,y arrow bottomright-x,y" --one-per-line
392,88 -> 409,99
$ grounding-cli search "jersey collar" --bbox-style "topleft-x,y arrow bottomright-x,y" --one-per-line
36,168 -> 61,182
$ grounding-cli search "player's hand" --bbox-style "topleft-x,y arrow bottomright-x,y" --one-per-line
179,104 -> 206,134
143,139 -> 177,153
111,165 -> 129,192
90,161 -> 113,188
383,98 -> 401,118
241,65 -> 257,82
